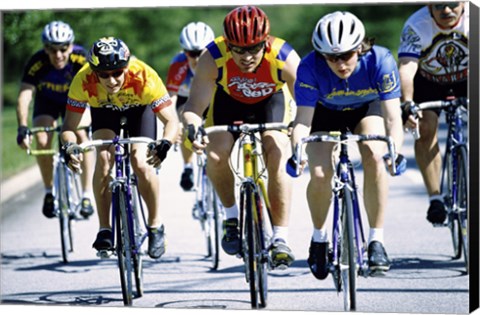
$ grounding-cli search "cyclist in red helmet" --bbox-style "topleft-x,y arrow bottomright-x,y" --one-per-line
182,5 -> 300,269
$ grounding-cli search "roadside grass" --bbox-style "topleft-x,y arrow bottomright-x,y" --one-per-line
1,106 -> 36,179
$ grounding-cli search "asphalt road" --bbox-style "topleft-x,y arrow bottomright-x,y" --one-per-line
0,128 -> 473,315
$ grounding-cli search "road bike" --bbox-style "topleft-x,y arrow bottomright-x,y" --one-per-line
204,122 -> 288,309
191,151 -> 224,270
27,125 -> 88,264
292,131 -> 398,311
71,118 -> 154,305
407,95 -> 469,273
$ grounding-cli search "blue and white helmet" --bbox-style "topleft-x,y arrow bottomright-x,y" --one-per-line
42,21 -> 75,45
179,21 -> 215,51
312,11 -> 365,54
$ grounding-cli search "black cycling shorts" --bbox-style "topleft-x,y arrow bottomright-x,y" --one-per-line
33,94 -> 66,120
90,106 -> 157,138
205,88 -> 292,127
413,73 -> 467,115
311,100 -> 382,133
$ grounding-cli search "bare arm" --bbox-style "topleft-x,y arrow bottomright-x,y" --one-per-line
381,98 -> 404,154
16,83 -> 35,127
155,103 -> 180,143
398,57 -> 418,102
291,106 -> 314,153
60,109 -> 84,145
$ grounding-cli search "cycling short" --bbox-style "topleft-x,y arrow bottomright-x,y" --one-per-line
311,100 -> 382,133
414,73 -> 468,115
90,106 -> 157,138
176,96 -> 188,109
204,87 -> 294,128
33,94 -> 66,120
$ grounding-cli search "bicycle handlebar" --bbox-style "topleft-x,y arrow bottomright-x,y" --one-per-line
293,131 -> 397,176
26,125 -> 90,156
68,137 -> 156,154
204,122 -> 289,135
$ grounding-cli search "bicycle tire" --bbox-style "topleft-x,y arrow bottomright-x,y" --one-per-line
207,180 -> 221,270
131,183 -> 144,297
56,162 -> 71,264
114,185 -> 133,306
341,186 -> 357,311
254,190 -> 268,308
455,146 -> 468,272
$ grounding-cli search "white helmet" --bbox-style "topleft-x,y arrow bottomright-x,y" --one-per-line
179,21 -> 215,51
42,21 -> 75,45
312,11 -> 365,54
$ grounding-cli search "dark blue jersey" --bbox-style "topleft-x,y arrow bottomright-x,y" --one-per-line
295,45 -> 401,111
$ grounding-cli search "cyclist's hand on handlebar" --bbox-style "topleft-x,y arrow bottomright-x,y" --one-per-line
16,126 -> 31,149
401,101 -> 422,129
286,154 -> 306,178
147,139 -> 172,168
383,153 -> 407,176
183,124 -> 208,154
62,142 -> 83,173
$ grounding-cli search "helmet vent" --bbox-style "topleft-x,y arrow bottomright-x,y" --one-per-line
338,20 -> 344,46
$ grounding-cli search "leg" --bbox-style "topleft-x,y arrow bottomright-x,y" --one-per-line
75,128 -> 96,217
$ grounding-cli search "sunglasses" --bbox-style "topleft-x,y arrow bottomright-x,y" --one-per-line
45,45 -> 69,54
229,42 -> 265,55
184,50 -> 203,58
96,69 -> 125,79
432,2 -> 461,10
322,50 -> 357,63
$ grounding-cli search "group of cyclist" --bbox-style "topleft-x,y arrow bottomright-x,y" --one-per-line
16,2 -> 469,280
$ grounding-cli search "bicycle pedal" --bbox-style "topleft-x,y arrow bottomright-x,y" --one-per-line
273,262 -> 289,271
96,249 -> 113,259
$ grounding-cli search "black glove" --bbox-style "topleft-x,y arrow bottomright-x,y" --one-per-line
153,139 -> 172,163
61,142 -> 75,166
184,124 -> 206,151
400,101 -> 415,125
16,126 -> 30,145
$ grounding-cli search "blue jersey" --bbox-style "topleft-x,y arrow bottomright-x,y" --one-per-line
295,46 -> 401,111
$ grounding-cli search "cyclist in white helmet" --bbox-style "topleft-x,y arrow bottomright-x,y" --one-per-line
289,11 -> 405,279
166,21 -> 215,191
16,20 -> 95,219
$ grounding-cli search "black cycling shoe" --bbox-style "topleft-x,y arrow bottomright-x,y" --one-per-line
368,241 -> 391,272
180,168 -> 194,191
92,229 -> 113,251
148,225 -> 166,259
221,218 -> 241,255
42,193 -> 56,218
426,200 -> 447,224
79,197 -> 94,218
270,238 -> 295,269
307,240 -> 329,280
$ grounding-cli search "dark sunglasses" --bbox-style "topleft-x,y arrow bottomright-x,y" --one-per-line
229,42 -> 265,55
96,69 -> 125,79
184,50 -> 203,58
322,50 -> 357,63
432,2 -> 461,10
45,45 -> 69,54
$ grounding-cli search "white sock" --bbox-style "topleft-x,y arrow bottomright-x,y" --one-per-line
368,228 -> 384,244
45,187 -> 52,195
82,190 -> 94,200
184,163 -> 193,170
224,204 -> 239,220
99,227 -> 111,232
429,194 -> 443,202
312,228 -> 328,243
273,226 -> 289,242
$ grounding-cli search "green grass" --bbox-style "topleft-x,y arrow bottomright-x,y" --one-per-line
1,105 -> 36,180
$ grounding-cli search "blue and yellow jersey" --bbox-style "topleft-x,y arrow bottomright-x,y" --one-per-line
295,46 -> 401,111
166,52 -> 194,98
206,35 -> 294,105
21,45 -> 87,106
67,58 -> 172,114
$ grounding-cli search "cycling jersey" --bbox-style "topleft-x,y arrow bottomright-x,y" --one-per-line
21,45 -> 87,108
295,46 -> 401,111
206,35 -> 295,105
67,58 -> 172,114
166,52 -> 194,98
398,6 -> 469,85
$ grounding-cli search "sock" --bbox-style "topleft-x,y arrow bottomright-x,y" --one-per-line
45,187 -> 53,195
429,194 -> 444,203
368,228 -> 384,244
99,227 -> 111,233
312,228 -> 328,243
273,226 -> 289,243
82,190 -> 94,200
184,163 -> 193,170
224,204 -> 239,220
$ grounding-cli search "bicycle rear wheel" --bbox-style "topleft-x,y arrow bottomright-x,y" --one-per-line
340,186 -> 357,311
114,185 -> 134,306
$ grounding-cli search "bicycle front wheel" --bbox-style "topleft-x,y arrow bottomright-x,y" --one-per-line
455,146 -> 468,272
56,162 -> 72,264
205,179 -> 221,270
340,186 -> 357,311
114,185 -> 134,306
131,183 -> 144,297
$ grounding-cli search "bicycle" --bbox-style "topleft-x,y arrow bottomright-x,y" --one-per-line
291,131 -> 398,311
407,95 -> 469,273
69,118 -> 154,305
191,151 -> 224,270
26,125 -> 88,264
203,122 -> 288,309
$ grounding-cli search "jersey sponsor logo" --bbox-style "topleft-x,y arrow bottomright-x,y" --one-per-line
378,71 -> 397,93
38,82 -> 70,93
326,87 -> 377,99
228,77 -> 276,98
27,61 -> 44,77
399,25 -> 422,54
298,82 -> 317,91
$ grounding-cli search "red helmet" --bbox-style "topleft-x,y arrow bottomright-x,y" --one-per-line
223,5 -> 270,47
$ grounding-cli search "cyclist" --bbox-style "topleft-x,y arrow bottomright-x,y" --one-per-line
182,5 -> 300,268
398,2 -> 468,225
16,20 -> 95,219
60,37 -> 179,259
289,11 -> 406,279
166,21 -> 215,191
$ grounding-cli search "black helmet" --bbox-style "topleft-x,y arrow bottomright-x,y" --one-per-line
87,37 -> 130,71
